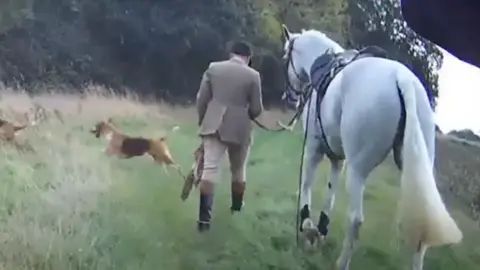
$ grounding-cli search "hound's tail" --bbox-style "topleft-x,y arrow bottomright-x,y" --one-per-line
396,69 -> 462,248
157,125 -> 180,141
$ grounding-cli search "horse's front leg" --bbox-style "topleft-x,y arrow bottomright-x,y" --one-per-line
317,158 -> 344,237
299,137 -> 324,237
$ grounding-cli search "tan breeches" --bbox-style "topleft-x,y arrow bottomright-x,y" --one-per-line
200,135 -> 250,183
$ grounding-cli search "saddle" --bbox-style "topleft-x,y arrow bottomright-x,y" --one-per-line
310,45 -> 389,99
308,45 -> 388,160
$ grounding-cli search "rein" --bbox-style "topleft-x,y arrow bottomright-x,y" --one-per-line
253,86 -> 312,133
280,38 -> 316,245
252,38 -> 306,133
281,38 -> 338,245
253,118 -> 292,132
294,92 -> 313,245
251,36 -> 324,244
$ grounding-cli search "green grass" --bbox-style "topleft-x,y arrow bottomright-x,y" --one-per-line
0,93 -> 479,270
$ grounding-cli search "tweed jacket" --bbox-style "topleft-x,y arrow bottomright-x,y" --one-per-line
196,57 -> 263,145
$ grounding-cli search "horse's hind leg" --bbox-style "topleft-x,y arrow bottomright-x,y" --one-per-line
336,165 -> 368,270
299,138 -> 324,232
317,158 -> 344,237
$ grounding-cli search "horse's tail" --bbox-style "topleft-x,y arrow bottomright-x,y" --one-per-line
396,70 -> 462,248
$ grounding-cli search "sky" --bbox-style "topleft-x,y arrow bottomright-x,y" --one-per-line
434,49 -> 480,134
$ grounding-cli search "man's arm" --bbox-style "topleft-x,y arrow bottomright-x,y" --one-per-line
196,67 -> 212,125
248,72 -> 264,120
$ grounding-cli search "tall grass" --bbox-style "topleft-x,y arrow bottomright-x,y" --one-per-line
0,87 -> 179,269
0,87 -> 478,270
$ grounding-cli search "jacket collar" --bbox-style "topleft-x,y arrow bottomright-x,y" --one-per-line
229,55 -> 248,65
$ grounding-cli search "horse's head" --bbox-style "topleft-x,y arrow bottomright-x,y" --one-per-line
281,24 -> 343,108
281,25 -> 304,108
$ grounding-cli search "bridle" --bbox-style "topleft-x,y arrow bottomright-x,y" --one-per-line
251,38 -> 311,132
280,38 -> 314,124
251,36 -> 313,132
283,38 -> 309,105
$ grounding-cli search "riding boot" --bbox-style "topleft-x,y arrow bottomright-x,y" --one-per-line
197,180 -> 214,232
230,181 -> 245,213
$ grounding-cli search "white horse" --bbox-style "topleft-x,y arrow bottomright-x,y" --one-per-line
280,24 -> 462,270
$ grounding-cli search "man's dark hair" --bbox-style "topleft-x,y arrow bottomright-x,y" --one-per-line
230,41 -> 252,57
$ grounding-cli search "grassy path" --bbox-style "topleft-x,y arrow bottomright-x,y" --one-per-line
0,104 -> 479,269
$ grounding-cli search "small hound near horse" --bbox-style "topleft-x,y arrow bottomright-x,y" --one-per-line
279,24 -> 462,270
90,118 -> 185,179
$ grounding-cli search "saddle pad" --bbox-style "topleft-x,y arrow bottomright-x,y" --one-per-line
358,45 -> 389,59
309,53 -> 336,91
309,46 -> 389,101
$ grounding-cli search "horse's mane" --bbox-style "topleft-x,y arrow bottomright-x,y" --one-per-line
298,28 -> 342,51
300,28 -> 326,37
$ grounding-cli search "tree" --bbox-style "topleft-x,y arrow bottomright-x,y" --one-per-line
347,0 -> 443,108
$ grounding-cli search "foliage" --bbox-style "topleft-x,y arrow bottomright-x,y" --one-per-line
0,0 -> 442,109
448,129 -> 480,143
347,0 -> 443,108
0,0 -> 348,106
1,0 -> 256,100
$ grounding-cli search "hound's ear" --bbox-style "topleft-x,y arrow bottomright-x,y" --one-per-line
282,24 -> 291,41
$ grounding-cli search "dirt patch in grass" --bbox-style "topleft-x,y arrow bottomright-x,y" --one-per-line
435,135 -> 480,223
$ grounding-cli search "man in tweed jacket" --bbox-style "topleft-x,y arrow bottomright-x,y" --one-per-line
195,41 -> 263,232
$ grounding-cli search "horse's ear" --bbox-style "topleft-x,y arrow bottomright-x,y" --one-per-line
107,117 -> 113,123
282,24 -> 291,41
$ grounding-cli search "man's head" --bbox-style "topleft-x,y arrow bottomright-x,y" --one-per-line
229,41 -> 252,64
